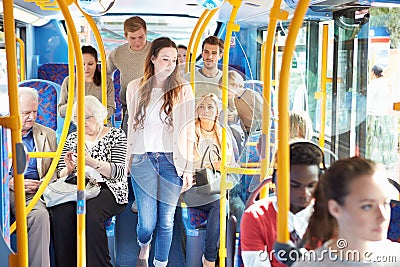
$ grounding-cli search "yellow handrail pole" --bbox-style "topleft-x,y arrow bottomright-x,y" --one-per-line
189,9 -> 219,94
9,35 -> 76,236
219,1 -> 241,266
16,38 -> 25,81
276,0 -> 310,244
56,0 -> 87,266
260,42 -> 266,81
186,9 -> 210,73
74,1 -> 108,125
260,0 -> 288,199
260,42 -> 269,199
2,0 -> 29,265
316,24 -> 328,148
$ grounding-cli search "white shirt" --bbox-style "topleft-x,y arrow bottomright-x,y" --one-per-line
131,88 -> 174,153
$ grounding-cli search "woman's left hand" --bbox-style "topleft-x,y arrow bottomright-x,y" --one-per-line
181,172 -> 193,193
85,152 -> 98,168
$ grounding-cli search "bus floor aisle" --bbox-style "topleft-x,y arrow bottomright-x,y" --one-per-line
113,179 -> 186,267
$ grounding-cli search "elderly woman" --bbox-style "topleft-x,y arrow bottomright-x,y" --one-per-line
49,95 -> 128,267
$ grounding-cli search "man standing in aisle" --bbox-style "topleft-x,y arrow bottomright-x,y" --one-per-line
184,36 -> 224,98
107,16 -> 151,133
9,87 -> 57,267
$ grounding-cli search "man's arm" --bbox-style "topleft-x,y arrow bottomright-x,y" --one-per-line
106,49 -> 117,76
106,77 -> 116,118
240,208 -> 273,266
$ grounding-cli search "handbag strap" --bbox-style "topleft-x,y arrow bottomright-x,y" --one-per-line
200,144 -> 221,171
208,144 -> 221,173
388,178 -> 400,192
200,145 -> 210,168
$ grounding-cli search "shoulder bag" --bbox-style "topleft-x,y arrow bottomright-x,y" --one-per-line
195,144 -> 222,195
43,172 -> 101,207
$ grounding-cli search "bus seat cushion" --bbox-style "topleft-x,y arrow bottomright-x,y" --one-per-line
188,208 -> 207,228
19,80 -> 58,130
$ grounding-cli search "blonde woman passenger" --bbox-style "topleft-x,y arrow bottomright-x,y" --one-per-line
183,93 -> 235,267
126,37 -> 195,267
289,110 -> 313,140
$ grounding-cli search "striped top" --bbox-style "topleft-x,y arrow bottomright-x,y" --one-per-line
58,127 -> 128,204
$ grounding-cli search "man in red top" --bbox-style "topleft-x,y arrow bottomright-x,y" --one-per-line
240,141 -> 323,267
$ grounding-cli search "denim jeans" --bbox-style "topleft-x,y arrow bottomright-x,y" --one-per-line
130,152 -> 183,264
193,199 -> 220,262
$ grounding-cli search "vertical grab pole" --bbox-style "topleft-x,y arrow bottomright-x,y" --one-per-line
16,38 -> 25,81
3,0 -> 29,265
276,0 -> 310,244
74,1 -> 108,125
260,0 -> 288,199
317,24 -> 328,149
186,9 -> 210,74
189,9 -> 219,94
219,1 -> 241,266
55,0 -> 87,265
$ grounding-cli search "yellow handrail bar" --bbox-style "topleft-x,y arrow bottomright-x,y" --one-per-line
316,24 -> 328,149
189,9 -> 219,94
16,38 -> 25,81
2,0 -> 29,265
276,0 -> 310,244
186,9 -> 210,73
8,152 -> 56,158
219,1 -> 241,266
74,0 -> 108,125
56,0 -> 87,265
260,0 -> 288,199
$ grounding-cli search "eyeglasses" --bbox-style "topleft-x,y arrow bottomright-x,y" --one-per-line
73,115 -> 94,121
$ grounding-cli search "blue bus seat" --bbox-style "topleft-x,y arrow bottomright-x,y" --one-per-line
0,126 -> 12,265
18,79 -> 64,143
182,207 -> 207,267
38,63 -> 69,85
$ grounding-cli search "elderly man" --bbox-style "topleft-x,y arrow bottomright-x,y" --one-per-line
10,87 -> 57,267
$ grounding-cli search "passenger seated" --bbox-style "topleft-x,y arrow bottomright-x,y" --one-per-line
50,95 -> 128,267
182,93 -> 236,267
219,70 -> 263,136
9,87 -> 57,267
293,157 -> 400,266
240,141 -> 323,266
289,110 -> 313,140
58,45 -> 115,130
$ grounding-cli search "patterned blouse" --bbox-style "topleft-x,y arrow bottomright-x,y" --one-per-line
58,127 -> 128,204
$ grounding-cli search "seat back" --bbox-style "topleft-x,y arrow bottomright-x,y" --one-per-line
0,126 -> 12,265
18,79 -> 64,142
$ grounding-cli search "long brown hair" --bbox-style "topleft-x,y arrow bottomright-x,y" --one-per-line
304,157 -> 377,249
133,37 -> 181,130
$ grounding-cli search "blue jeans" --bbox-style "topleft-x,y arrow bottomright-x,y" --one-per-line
194,199 -> 220,262
130,152 -> 182,264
